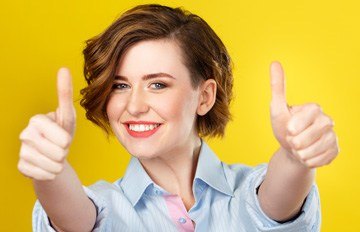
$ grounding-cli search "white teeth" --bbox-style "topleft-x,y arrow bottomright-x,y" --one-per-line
129,124 -> 159,132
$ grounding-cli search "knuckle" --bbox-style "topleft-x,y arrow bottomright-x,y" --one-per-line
296,149 -> 304,158
323,134 -> 331,146
19,149 -> 30,161
59,148 -> 69,160
291,140 -> 298,149
292,139 -> 301,149
29,114 -> 45,125
336,146 -> 340,154
335,136 -> 340,146
20,125 -> 39,142
17,161 -> 31,178
46,112 -> 56,121
36,172 -> 53,181
47,174 -> 56,181
331,147 -> 339,156
19,151 -> 27,160
62,134 -> 72,148
296,154 -> 304,163
299,156 -> 307,163
54,149 -> 67,162
324,116 -> 334,127
54,155 -> 64,163
319,117 -> 333,131
36,175 -> 46,181
304,160 -> 313,168
310,103 -> 322,113
328,132 -> 336,143
325,159 -> 333,165
57,166 -> 64,174
19,130 -> 26,140
17,161 -> 25,173
308,163 -> 317,169
53,164 -> 64,174
19,128 -> 31,141
331,131 -> 337,139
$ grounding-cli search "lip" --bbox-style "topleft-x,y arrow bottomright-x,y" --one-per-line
124,121 -> 161,125
123,121 -> 162,138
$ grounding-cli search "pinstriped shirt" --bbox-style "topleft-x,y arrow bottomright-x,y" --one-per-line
33,139 -> 321,231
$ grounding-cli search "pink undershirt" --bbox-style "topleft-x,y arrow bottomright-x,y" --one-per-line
163,194 -> 195,232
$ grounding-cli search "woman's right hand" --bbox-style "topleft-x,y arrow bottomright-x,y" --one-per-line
18,68 -> 76,181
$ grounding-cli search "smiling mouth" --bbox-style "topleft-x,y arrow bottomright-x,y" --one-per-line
127,123 -> 161,132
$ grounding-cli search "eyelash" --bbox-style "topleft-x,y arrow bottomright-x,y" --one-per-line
112,83 -> 129,90
112,82 -> 167,90
150,82 -> 167,89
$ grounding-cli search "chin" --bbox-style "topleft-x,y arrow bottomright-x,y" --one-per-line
126,146 -> 160,160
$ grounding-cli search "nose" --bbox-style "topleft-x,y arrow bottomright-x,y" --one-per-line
126,87 -> 149,116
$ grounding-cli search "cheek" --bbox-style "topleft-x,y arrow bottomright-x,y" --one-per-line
156,90 -> 198,122
106,95 -> 126,121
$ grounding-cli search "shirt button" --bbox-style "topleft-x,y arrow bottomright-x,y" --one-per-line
154,189 -> 162,195
178,217 -> 187,224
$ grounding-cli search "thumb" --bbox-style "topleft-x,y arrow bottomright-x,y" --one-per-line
270,61 -> 290,116
56,67 -> 76,135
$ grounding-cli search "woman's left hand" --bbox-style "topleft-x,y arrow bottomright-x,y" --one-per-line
269,61 -> 339,168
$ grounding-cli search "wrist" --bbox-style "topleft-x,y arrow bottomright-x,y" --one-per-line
278,147 -> 315,173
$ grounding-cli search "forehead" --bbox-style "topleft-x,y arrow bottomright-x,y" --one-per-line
116,39 -> 190,80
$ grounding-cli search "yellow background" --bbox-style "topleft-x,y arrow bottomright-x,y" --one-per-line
1,0 -> 359,231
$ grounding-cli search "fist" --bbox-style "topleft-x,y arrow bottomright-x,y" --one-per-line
270,61 -> 339,168
18,68 -> 76,180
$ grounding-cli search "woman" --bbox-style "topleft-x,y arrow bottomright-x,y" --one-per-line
18,4 -> 338,232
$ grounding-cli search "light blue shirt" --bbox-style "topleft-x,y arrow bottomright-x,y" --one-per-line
33,139 -> 321,231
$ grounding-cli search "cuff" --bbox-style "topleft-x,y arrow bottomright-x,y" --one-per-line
32,186 -> 108,232
245,164 -> 321,232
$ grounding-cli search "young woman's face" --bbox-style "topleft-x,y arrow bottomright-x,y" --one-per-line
106,39 -> 201,159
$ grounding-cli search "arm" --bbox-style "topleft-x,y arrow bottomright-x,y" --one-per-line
33,160 -> 96,232
18,68 -> 96,232
258,61 -> 339,222
258,147 -> 315,221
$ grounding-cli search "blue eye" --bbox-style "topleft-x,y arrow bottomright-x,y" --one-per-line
112,83 -> 129,90
150,83 -> 166,89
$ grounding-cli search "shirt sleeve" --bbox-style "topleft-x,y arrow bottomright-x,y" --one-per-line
244,164 -> 321,232
32,186 -> 109,232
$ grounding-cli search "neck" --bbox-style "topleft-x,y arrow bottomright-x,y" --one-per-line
139,136 -> 202,204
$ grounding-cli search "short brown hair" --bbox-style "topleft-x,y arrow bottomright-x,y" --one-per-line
80,4 -> 234,138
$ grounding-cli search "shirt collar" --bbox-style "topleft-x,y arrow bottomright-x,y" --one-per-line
120,156 -> 154,207
194,139 -> 234,197
120,138 -> 234,207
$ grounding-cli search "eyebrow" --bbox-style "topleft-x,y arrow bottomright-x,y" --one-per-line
114,72 -> 176,81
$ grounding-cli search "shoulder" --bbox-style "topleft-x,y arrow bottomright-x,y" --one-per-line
87,179 -> 123,192
222,162 -> 268,193
84,178 -> 125,198
83,178 -> 129,209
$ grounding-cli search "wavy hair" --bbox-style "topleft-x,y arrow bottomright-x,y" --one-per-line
80,4 -> 234,138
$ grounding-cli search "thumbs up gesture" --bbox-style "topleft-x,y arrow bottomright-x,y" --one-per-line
269,62 -> 339,168
18,68 -> 76,180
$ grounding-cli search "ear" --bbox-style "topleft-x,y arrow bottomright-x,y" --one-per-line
197,79 -> 217,116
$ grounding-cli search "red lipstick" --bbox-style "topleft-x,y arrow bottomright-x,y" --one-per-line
123,121 -> 162,138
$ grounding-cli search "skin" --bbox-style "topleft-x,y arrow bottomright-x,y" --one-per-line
258,62 -> 339,221
106,39 -> 216,211
18,68 -> 96,232
17,39 -> 339,231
